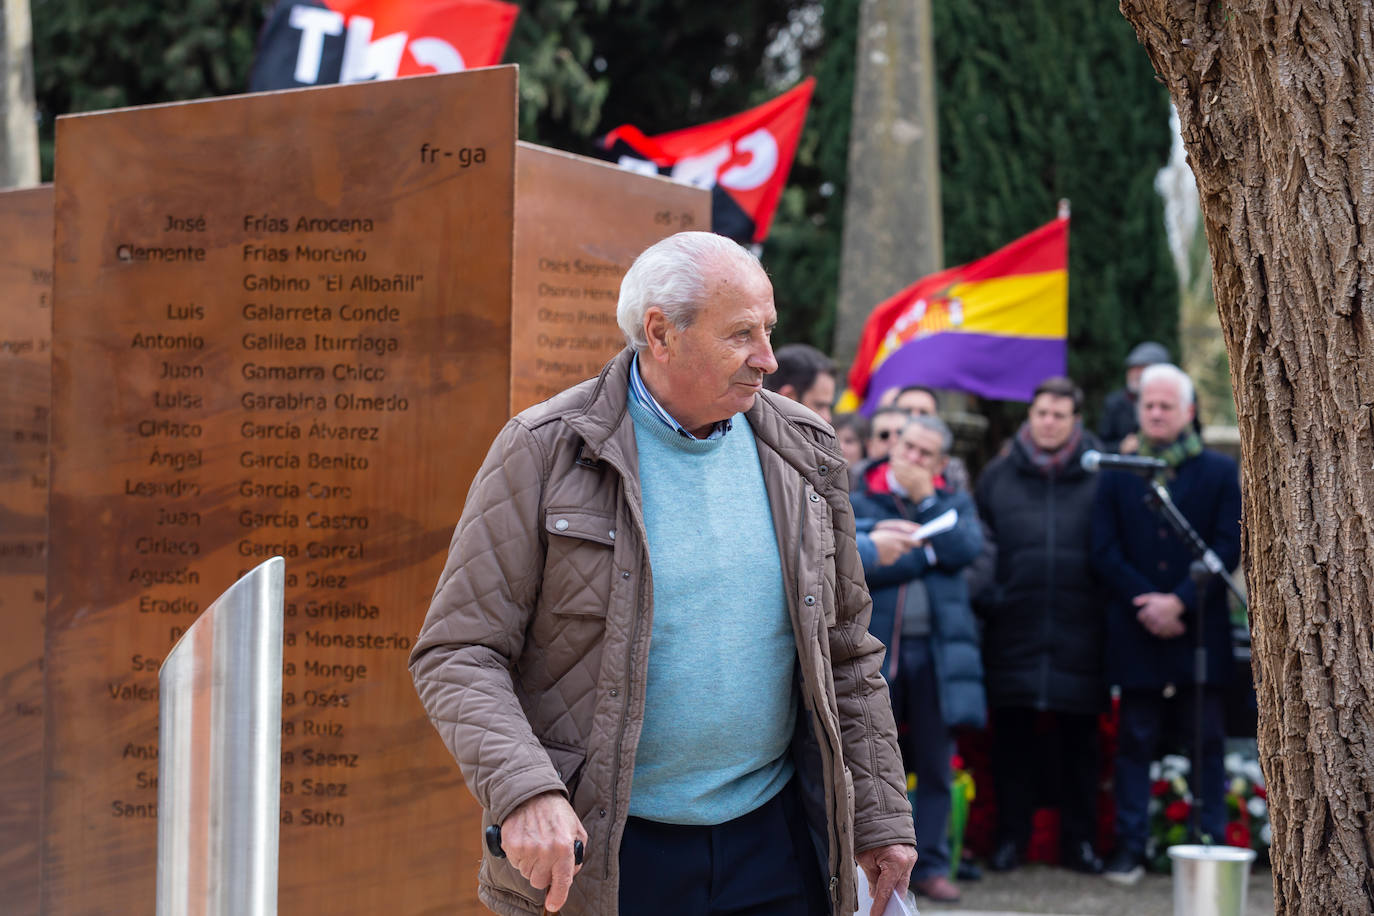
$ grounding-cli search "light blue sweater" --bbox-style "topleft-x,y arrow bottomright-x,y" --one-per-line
626,395 -> 797,825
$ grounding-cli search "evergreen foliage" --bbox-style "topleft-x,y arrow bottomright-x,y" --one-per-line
31,0 -> 268,177
932,0 -> 1179,428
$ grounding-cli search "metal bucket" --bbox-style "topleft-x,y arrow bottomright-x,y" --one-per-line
1167,844 -> 1257,916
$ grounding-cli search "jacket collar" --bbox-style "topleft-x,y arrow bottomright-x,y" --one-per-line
564,348 -> 637,471
564,347 -> 844,491
746,389 -> 846,491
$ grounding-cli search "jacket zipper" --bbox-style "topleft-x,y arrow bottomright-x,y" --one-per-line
799,485 -> 844,909
1038,474 -> 1056,708
603,466 -> 651,882
605,568 -> 645,879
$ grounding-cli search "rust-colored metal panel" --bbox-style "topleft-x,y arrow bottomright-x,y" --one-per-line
510,143 -> 711,413
0,184 -> 54,916
44,69 -> 516,915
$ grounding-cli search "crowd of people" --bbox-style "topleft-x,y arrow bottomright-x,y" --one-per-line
765,341 -> 1243,900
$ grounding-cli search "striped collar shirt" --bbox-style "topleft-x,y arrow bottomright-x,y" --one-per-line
628,353 -> 733,441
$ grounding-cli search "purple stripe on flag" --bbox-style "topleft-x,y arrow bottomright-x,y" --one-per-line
861,333 -> 1067,411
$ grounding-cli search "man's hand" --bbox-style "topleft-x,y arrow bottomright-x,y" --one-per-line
1134,592 -> 1185,638
890,461 -> 935,502
1119,432 -> 1140,454
498,792 -> 587,912
869,520 -> 923,566
856,844 -> 918,916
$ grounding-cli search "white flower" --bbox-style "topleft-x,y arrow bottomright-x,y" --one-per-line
1162,754 -> 1191,777
1150,761 -> 1162,781
1244,761 -> 1264,784
1224,752 -> 1244,774
1248,797 -> 1268,819
1230,777 -> 1247,796
1172,775 -> 1189,796
1260,823 -> 1272,845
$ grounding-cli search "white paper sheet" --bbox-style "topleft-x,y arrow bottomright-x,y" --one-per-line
910,508 -> 957,542
853,866 -> 921,916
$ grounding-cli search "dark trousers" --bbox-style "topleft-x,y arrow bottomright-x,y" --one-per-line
1114,686 -> 1227,853
888,636 -> 952,881
991,706 -> 1100,852
619,779 -> 827,916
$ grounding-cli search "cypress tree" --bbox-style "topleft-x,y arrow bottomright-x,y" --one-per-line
933,0 -> 1179,429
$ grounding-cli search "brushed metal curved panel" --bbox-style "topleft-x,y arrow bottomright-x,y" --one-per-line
157,557 -> 284,916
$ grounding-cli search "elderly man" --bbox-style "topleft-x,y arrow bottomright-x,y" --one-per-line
974,376 -> 1105,875
1091,363 -> 1240,884
410,231 -> 916,916
765,342 -> 836,423
850,415 -> 986,903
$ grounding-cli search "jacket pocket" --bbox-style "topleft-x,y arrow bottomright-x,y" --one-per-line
542,507 -> 617,617
540,737 -> 589,803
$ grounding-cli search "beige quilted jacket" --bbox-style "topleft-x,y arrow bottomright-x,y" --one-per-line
410,349 -> 913,915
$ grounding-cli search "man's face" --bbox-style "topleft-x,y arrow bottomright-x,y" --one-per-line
1027,393 -> 1076,452
890,424 -> 947,478
1138,377 -> 1194,445
652,263 -> 778,431
894,389 -> 937,417
867,412 -> 907,461
800,372 -> 835,423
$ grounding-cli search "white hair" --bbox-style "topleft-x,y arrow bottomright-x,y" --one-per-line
904,414 -> 954,455
615,232 -> 765,350
1139,362 -> 1195,406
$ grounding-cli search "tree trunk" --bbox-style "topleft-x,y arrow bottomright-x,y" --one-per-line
1118,2 -> 1374,912
834,0 -> 942,365
1,0 -> 40,188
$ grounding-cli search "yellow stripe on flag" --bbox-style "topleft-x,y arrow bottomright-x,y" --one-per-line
951,270 -> 1067,338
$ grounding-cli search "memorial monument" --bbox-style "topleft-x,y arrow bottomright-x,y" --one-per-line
44,67 -> 517,915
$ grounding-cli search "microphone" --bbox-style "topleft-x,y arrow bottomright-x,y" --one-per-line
1080,449 -> 1168,475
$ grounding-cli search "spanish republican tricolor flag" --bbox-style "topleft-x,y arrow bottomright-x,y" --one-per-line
840,214 -> 1068,412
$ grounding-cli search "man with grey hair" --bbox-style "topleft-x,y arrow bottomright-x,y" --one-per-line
1091,363 -> 1241,884
849,415 -> 986,903
411,231 -> 916,916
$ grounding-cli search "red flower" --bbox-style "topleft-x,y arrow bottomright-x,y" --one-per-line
1165,800 -> 1191,823
951,754 -> 965,771
1151,780 -> 1170,797
1255,786 -> 1266,800
1225,821 -> 1251,848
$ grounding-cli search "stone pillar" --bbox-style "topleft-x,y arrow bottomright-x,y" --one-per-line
834,0 -> 941,367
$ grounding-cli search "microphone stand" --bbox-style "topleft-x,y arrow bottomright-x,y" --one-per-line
1141,479 -> 1246,846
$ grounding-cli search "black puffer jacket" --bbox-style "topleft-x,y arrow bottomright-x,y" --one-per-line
973,432 -> 1105,715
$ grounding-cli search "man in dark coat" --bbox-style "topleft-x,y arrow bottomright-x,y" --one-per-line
974,376 -> 1105,875
1091,363 -> 1241,885
1096,341 -> 1170,452
851,414 -> 986,903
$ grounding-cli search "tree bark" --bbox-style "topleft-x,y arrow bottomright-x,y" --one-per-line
1118,2 -> 1374,912
834,0 -> 942,364
1,0 -> 39,188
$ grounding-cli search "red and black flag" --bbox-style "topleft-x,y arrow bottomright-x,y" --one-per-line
599,79 -> 815,245
250,0 -> 518,91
